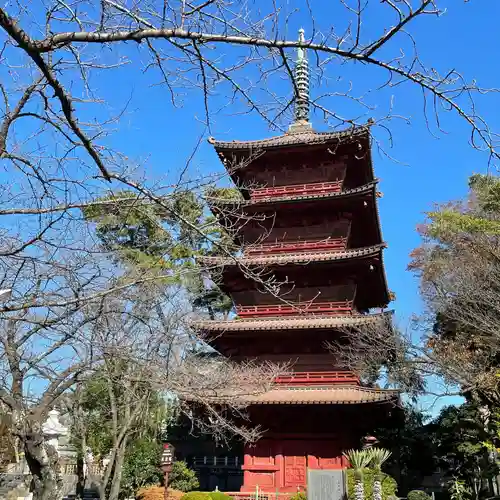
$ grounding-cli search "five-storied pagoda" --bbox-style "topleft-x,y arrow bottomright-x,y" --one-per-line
192,30 -> 398,494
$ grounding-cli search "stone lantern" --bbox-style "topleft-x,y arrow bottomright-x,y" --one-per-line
42,409 -> 68,453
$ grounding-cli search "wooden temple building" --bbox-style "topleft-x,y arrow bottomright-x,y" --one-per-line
187,30 -> 398,494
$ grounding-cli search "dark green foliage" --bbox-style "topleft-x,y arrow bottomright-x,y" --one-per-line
169,461 -> 200,492
428,403 -> 498,483
180,492 -> 210,500
83,189 -> 235,318
425,174 -> 500,236
208,492 -> 233,500
205,187 -> 243,202
468,174 -> 500,215
83,190 -> 173,266
373,406 -> 436,494
82,190 -> 206,270
346,469 -> 397,500
407,490 -> 431,500
374,402 -> 500,497
189,280 -> 233,320
120,439 -> 163,497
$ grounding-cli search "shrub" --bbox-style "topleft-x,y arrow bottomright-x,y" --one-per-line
289,492 -> 307,500
181,492 -> 211,500
122,438 -> 163,497
209,492 -> 233,500
137,486 -> 165,500
347,469 -> 397,500
408,491 -> 431,500
167,489 -> 186,500
169,461 -> 200,492
138,487 -> 185,500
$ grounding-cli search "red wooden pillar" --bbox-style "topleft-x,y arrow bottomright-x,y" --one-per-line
242,450 -> 252,490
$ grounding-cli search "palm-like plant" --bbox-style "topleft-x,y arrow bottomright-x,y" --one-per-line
369,448 -> 392,500
343,449 -> 372,500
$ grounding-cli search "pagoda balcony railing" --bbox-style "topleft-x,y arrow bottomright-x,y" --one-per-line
192,456 -> 240,468
236,300 -> 354,317
276,370 -> 360,385
250,180 -> 342,199
244,237 -> 347,256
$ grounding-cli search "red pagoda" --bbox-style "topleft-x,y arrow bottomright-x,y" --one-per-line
192,29 -> 398,494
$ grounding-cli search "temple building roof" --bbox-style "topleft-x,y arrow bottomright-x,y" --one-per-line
199,243 -> 386,267
191,310 -> 393,332
244,385 -> 399,405
208,123 -> 371,153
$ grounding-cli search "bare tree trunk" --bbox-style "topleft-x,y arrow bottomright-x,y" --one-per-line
23,431 -> 62,500
76,438 -> 85,500
108,438 -> 128,500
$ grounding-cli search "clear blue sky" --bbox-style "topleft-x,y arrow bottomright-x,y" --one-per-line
89,0 -> 499,320
9,0 -> 500,414
81,0 -> 500,415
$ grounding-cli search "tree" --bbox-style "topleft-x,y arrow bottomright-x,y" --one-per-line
66,287 -> 279,500
70,352 -> 167,500
0,179 -> 281,500
120,439 -> 164,498
409,174 -> 500,406
344,449 -> 372,500
428,403 -> 499,499
1,1 -> 500,498
83,189 -> 234,318
331,174 -> 500,407
372,406 -> 436,494
369,448 -> 392,500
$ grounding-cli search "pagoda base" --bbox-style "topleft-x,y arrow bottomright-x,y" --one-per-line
241,437 -> 349,493
238,402 -> 396,493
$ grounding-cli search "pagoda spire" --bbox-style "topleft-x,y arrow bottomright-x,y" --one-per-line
289,28 -> 312,132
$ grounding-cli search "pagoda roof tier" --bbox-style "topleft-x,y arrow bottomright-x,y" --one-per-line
191,310 -> 393,333
209,124 -> 374,197
209,180 -> 378,208
205,249 -> 391,311
209,182 -> 383,249
198,243 -> 386,267
244,385 -> 399,405
181,383 -> 398,406
208,123 -> 370,152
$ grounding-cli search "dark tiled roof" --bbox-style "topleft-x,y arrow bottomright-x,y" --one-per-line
208,124 -> 370,151
198,244 -> 386,267
191,310 -> 393,332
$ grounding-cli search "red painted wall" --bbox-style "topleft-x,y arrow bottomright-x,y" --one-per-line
241,439 -> 349,493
